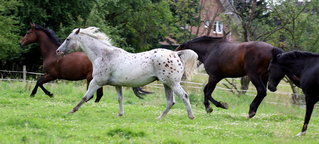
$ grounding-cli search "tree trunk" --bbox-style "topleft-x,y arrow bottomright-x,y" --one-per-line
240,76 -> 250,94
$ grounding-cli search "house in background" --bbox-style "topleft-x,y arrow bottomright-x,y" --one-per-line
190,0 -> 239,40
160,0 -> 239,48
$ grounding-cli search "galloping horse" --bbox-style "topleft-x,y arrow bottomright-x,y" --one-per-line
176,36 -> 282,118
56,27 -> 198,119
268,50 -> 319,136
20,24 -> 149,102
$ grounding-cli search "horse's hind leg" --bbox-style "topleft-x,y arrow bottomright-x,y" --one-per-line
296,95 -> 316,136
204,76 -> 228,113
31,74 -> 56,97
158,84 -> 175,120
115,86 -> 124,116
69,79 -> 101,113
95,88 -> 103,103
171,83 -> 194,119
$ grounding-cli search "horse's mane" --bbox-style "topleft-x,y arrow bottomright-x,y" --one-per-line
189,36 -> 224,43
34,24 -> 61,46
75,27 -> 113,46
280,51 -> 319,60
179,36 -> 225,49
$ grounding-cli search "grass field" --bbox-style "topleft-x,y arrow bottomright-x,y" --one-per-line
0,80 -> 319,144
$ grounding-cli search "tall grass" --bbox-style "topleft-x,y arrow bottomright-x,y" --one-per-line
0,80 -> 318,143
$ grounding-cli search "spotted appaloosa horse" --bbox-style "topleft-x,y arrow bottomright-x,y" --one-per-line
56,27 -> 198,119
176,36 -> 283,118
268,49 -> 319,136
20,23 -> 150,102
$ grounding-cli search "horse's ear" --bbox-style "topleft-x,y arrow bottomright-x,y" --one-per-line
175,44 -> 184,51
30,23 -> 36,29
75,28 -> 80,34
272,47 -> 284,61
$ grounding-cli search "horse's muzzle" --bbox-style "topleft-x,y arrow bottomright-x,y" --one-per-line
56,50 -> 64,56
267,84 -> 277,92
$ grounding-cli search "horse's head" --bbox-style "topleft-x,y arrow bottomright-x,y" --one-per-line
175,43 -> 187,51
56,28 -> 81,56
20,23 -> 38,47
267,49 -> 285,92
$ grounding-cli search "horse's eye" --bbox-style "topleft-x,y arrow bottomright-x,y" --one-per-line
66,38 -> 70,41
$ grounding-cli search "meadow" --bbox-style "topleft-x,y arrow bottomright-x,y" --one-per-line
0,77 -> 319,144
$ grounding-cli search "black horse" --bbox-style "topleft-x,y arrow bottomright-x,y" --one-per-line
268,49 -> 319,136
176,36 -> 283,118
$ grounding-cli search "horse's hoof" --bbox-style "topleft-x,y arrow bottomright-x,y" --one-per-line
188,115 -> 195,120
118,113 -> 124,117
248,111 -> 256,119
47,93 -> 54,98
206,107 -> 213,113
221,102 -> 229,109
296,131 -> 306,136
30,94 -> 35,97
68,109 -> 77,114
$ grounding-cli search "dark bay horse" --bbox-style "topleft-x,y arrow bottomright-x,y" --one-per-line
176,36 -> 282,118
268,50 -> 319,136
20,24 -> 149,101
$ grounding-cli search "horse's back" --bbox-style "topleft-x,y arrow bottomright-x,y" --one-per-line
204,41 -> 274,77
241,41 -> 274,74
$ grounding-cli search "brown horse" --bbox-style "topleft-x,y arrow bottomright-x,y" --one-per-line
176,36 -> 282,118
20,24 -> 149,102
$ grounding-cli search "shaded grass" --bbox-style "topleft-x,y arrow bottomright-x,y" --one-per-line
0,81 -> 318,143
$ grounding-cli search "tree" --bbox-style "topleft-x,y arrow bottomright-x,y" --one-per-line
93,0 -> 175,52
0,0 -> 22,61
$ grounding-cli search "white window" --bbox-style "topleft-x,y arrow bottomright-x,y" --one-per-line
213,21 -> 223,34
204,20 -> 210,28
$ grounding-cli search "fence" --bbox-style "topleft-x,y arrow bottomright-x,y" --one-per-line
0,65 -> 294,97
0,65 -> 43,83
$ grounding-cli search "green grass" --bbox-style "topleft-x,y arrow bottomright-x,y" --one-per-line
0,80 -> 319,144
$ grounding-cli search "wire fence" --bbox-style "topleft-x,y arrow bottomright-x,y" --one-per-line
0,65 -> 294,97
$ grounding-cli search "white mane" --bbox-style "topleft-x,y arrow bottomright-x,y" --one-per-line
73,27 -> 113,46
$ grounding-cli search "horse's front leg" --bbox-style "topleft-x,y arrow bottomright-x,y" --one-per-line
204,76 -> 227,113
115,86 -> 124,116
296,96 -> 315,136
31,74 -> 56,97
248,75 -> 266,118
69,79 -> 101,113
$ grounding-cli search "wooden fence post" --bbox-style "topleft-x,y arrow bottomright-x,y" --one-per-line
23,65 -> 26,83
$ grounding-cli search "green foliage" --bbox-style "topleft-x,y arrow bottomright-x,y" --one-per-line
266,0 -> 319,52
18,0 -> 96,37
92,0 -> 174,52
0,0 -> 22,61
168,0 -> 200,42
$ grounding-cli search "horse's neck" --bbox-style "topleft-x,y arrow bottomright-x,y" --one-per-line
36,31 -> 59,62
190,44 -> 210,63
282,59 -> 308,79
80,37 -> 124,62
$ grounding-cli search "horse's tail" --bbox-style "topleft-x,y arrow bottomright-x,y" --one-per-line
177,50 -> 198,80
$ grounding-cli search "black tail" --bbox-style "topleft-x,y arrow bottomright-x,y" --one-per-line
132,87 -> 153,99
